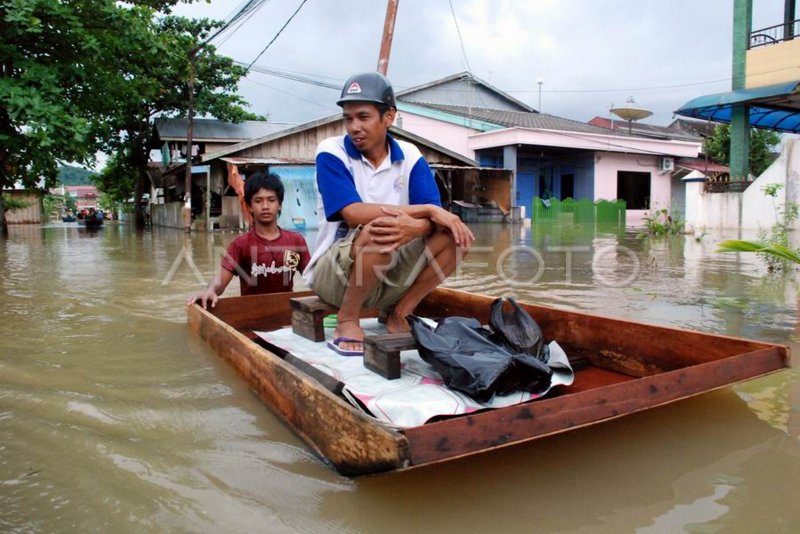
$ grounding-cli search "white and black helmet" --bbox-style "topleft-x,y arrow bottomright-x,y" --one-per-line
337,72 -> 396,109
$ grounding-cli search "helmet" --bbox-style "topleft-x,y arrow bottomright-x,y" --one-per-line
337,72 -> 396,109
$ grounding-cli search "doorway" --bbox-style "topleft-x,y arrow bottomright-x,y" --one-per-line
560,173 -> 574,200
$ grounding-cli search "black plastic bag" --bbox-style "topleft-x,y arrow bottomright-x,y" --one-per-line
489,297 -> 550,363
408,313 -> 553,403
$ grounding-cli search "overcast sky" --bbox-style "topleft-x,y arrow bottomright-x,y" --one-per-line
173,0 -> 787,127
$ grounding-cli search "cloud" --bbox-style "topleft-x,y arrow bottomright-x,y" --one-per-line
174,0 -> 787,126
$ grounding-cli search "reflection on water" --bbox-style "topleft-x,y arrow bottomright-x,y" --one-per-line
1,222 -> 798,532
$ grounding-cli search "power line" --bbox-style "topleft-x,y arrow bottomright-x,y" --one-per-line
246,0 -> 310,71
448,0 -> 472,73
213,0 -> 272,47
204,0 -> 271,46
241,77 -> 338,110
239,62 -> 341,90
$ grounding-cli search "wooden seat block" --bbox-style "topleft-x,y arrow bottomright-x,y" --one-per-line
364,333 -> 417,380
289,296 -> 338,314
290,296 -> 338,342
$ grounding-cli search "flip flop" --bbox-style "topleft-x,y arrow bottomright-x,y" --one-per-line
327,336 -> 364,357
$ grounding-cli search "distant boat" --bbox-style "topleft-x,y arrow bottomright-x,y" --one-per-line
62,215 -> 76,223
292,217 -> 306,231
78,218 -> 103,228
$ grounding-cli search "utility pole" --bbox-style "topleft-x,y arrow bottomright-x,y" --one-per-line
377,0 -> 399,75
183,47 -> 198,233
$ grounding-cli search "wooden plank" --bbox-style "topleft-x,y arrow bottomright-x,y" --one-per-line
248,333 -> 346,395
403,346 -> 787,466
188,301 -> 409,475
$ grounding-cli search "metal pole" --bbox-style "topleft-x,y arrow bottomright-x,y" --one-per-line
183,49 -> 197,233
206,170 -> 212,232
786,0 -> 796,39
377,0 -> 399,75
537,78 -> 543,112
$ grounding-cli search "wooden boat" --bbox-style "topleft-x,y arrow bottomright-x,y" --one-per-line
77,217 -> 103,227
187,288 -> 790,476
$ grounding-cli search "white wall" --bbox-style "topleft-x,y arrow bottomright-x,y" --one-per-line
740,139 -> 800,229
397,112 -> 479,159
686,139 -> 800,231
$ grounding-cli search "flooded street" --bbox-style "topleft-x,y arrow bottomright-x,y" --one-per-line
1,222 -> 799,532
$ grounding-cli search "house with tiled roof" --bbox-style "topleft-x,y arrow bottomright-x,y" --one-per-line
395,72 -> 703,222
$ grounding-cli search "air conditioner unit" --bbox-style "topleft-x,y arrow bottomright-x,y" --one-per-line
659,157 -> 675,172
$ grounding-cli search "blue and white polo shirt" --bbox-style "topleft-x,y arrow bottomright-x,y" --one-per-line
303,134 -> 441,284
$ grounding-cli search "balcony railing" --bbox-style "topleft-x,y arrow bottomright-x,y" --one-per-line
704,180 -> 752,193
749,19 -> 800,48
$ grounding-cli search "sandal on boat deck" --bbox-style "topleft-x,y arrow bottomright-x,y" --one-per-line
327,337 -> 364,357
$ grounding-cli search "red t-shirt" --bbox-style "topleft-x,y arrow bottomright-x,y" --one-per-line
221,228 -> 311,295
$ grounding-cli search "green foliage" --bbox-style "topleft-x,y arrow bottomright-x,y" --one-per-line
718,183 -> 800,271
703,124 -> 781,176
95,13 -> 262,216
717,240 -> 800,265
43,192 -> 77,218
762,182 -> 783,198
58,165 -> 95,186
3,197 -> 31,211
93,152 -> 137,204
640,208 -> 685,236
755,185 -> 799,271
1,0 -> 260,228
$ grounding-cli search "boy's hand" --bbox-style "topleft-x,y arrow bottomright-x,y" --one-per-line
187,288 -> 219,309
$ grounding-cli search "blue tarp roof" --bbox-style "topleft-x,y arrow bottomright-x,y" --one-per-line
674,80 -> 800,133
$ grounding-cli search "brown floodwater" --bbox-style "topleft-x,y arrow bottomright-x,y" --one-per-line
1,222 -> 798,533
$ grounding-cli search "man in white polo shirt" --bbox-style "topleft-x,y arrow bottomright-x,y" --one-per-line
303,71 -> 474,356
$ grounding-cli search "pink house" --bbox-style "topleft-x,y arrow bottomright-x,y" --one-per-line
395,73 -> 702,222
65,185 -> 99,210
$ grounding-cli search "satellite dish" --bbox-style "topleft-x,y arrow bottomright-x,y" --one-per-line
610,97 -> 652,133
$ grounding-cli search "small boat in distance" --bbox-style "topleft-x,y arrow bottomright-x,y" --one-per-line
188,288 -> 790,476
77,217 -> 103,228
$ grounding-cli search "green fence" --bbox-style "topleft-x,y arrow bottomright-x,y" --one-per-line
532,197 -> 626,227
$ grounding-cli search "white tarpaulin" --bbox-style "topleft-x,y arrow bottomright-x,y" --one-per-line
256,318 -> 574,428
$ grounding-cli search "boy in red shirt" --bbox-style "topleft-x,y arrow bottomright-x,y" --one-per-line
188,172 -> 310,309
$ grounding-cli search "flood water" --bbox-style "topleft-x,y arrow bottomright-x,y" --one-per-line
1,222 -> 798,533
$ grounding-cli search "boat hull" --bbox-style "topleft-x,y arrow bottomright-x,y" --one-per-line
187,288 -> 790,476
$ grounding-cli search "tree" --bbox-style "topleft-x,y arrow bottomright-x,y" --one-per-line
96,15 -> 261,229
0,1 -> 258,232
58,165 -> 95,186
703,124 -> 782,177
0,0 -> 178,232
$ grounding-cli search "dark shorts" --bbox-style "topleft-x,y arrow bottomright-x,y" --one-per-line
310,226 -> 427,310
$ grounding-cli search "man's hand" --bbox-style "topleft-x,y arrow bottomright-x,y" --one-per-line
368,207 -> 430,252
429,206 -> 475,249
187,288 -> 219,309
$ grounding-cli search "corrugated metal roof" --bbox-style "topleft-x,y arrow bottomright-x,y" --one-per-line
414,104 -> 623,135
675,81 -> 800,133
220,157 -> 314,165
154,118 -> 294,142
676,158 -> 729,173
397,72 -> 534,112
589,116 -> 703,142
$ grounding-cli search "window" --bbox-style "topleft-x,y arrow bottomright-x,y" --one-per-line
616,171 -> 650,209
